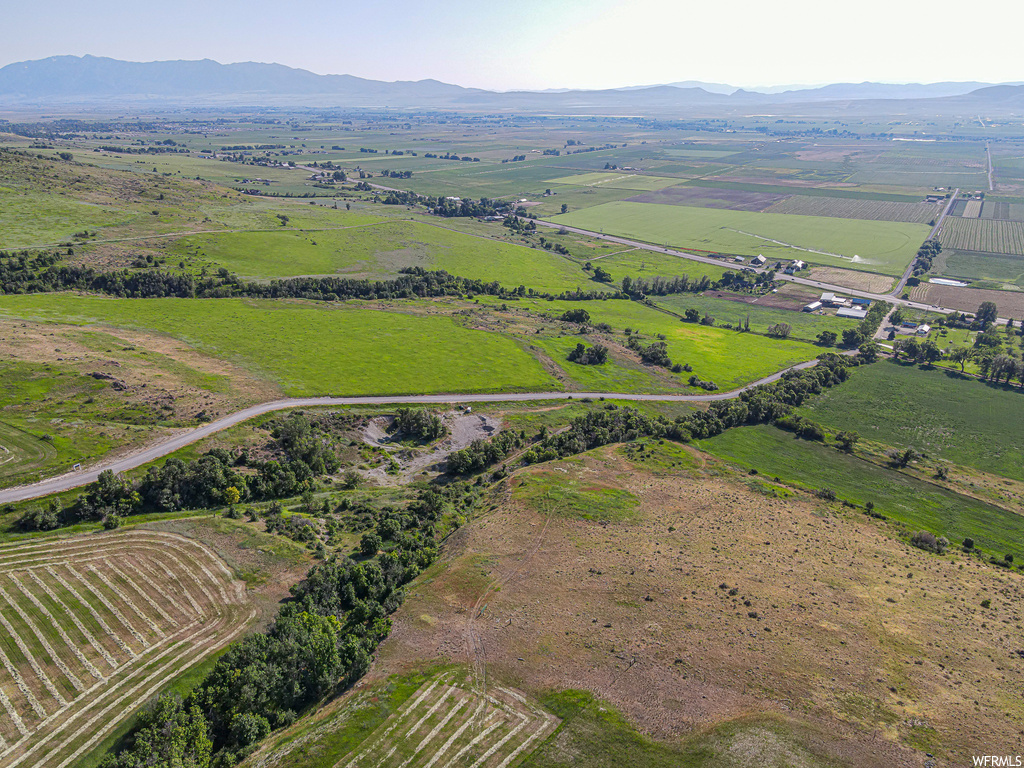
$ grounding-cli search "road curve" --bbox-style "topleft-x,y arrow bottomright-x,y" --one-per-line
0,360 -> 824,505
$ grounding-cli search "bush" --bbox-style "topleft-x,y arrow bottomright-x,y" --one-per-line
911,530 -> 949,554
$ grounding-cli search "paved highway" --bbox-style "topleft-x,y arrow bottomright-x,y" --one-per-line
0,360 -> 826,504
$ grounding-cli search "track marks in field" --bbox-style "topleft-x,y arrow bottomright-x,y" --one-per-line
0,530 -> 252,768
341,675 -> 557,768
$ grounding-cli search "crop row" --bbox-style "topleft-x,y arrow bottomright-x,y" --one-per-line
766,196 -> 939,224
940,218 -> 1024,256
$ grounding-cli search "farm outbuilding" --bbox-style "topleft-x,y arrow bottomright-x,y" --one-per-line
916,324 -> 932,336
803,301 -> 823,312
752,255 -> 767,266
836,307 -> 868,320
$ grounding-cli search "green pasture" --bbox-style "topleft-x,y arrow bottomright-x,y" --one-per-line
531,336 -> 672,393
653,293 -> 857,342
593,248 -> 729,282
546,172 -> 684,191
0,190 -> 133,248
799,360 -> 1024,481
0,295 -> 556,397
174,219 -> 603,293
497,297 -> 819,390
699,424 -> 1024,557
550,201 -> 929,276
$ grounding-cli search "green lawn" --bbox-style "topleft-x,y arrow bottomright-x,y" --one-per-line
174,219 -> 600,293
0,295 -> 557,397
799,360 -> 1024,481
551,201 -> 929,275
699,424 -> 1024,556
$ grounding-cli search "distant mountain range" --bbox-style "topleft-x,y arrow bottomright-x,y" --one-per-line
2,55 -> 1023,113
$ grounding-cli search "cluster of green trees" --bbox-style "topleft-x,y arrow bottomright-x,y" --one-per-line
104,483 -> 465,768
567,342 -> 608,365
912,239 -> 942,275
429,196 -> 506,218
627,336 -> 672,368
390,407 -> 447,442
446,430 -> 526,474
840,301 -> 891,348
19,414 -> 343,531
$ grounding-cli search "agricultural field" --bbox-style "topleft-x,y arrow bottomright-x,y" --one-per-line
625,185 -> 788,211
980,200 -> 1024,220
653,290 -> 858,342
546,172 -> 684,191
586,247 -> 729,283
799,360 -> 1024,481
908,283 -> 1024,319
939,217 -> 1024,255
764,195 -> 940,223
491,296 -> 821,391
804,267 -> 895,293
333,672 -> 557,768
0,529 -> 251,768
935,248 -> 1024,287
0,295 -> 557,397
172,219 -> 604,293
550,201 -> 929,275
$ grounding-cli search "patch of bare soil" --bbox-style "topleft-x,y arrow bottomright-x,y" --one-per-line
360,411 -> 502,484
379,446 -> 1024,766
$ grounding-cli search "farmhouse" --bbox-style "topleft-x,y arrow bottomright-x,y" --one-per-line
791,260 -> 806,270
917,324 -> 932,336
836,307 -> 868,320
820,292 -> 849,307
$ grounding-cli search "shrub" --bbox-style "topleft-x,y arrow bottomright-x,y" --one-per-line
911,530 -> 949,554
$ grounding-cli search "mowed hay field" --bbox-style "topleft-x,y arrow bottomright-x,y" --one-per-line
551,201 -> 929,275
376,445 -> 1024,765
0,295 -> 557,397
909,283 -> 1024,320
174,220 -> 604,293
0,530 -> 251,768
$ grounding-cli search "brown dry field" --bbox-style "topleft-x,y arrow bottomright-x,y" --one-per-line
911,284 -> 1024,320
379,445 -> 1024,767
806,268 -> 895,294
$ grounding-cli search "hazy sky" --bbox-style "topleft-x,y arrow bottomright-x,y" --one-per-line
4,0 -> 1023,90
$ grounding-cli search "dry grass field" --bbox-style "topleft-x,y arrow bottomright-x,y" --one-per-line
910,284 -> 1024,319
805,268 -> 895,294
376,444 -> 1024,766
0,530 -> 253,768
